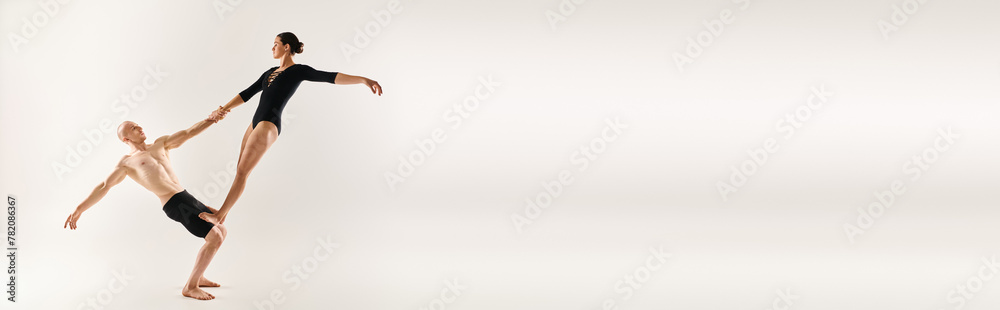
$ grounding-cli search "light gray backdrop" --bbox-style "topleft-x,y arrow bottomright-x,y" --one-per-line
1,0 -> 998,309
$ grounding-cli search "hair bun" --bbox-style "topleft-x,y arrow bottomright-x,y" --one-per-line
277,32 -> 304,55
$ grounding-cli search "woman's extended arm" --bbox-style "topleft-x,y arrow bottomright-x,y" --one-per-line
334,73 -> 382,96
220,95 -> 245,112
299,64 -> 382,96
222,70 -> 268,112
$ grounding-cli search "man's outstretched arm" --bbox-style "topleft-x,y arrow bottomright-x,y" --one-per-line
65,162 -> 127,230
164,108 -> 227,150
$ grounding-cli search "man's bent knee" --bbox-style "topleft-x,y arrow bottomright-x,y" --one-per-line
206,226 -> 225,245
215,224 -> 228,239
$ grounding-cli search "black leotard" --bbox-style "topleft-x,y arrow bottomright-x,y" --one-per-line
239,64 -> 338,134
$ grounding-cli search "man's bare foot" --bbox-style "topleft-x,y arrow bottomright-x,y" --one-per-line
199,212 -> 224,225
205,205 -> 219,214
182,287 -> 215,300
199,276 -> 221,287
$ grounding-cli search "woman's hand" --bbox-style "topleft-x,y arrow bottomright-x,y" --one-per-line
207,106 -> 229,123
364,78 -> 382,96
334,73 -> 382,96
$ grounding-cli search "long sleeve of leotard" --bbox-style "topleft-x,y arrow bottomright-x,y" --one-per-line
239,70 -> 269,102
299,65 -> 339,84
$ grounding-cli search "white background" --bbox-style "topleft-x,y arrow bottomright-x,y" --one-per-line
1,0 -> 999,309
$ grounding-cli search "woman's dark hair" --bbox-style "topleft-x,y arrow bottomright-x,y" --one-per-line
277,32 -> 304,54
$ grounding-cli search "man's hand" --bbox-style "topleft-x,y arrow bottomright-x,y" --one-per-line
166,107 -> 228,149
208,106 -> 229,123
64,211 -> 81,230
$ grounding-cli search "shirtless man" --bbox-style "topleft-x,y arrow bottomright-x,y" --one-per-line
64,107 -> 230,300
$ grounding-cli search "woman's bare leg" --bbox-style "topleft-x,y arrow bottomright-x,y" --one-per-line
181,225 -> 226,300
201,122 -> 278,224
235,125 -> 252,168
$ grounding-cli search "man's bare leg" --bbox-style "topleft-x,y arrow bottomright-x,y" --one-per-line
199,277 -> 221,287
195,208 -> 222,288
196,205 -> 223,288
182,225 -> 225,300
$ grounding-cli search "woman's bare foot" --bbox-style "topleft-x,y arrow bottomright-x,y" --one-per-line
182,287 -> 215,300
199,212 -> 225,225
199,276 -> 221,287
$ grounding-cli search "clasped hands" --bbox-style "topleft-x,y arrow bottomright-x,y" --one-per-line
207,106 -> 231,123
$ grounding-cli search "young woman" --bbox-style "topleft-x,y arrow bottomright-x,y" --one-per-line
201,32 -> 382,224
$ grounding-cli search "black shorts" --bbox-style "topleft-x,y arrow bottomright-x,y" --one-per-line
162,190 -> 215,238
